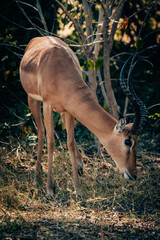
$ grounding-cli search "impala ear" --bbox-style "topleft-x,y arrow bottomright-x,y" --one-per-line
114,117 -> 126,134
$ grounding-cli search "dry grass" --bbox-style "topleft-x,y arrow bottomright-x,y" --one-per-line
0,140 -> 160,239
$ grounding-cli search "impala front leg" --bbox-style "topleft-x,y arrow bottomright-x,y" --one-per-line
61,112 -> 83,191
43,102 -> 55,196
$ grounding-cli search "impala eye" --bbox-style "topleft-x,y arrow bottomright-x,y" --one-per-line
124,138 -> 132,147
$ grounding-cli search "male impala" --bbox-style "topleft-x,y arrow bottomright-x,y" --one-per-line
20,36 -> 148,195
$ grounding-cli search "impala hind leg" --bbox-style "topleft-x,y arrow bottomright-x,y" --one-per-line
28,96 -> 45,184
43,103 -> 55,196
61,112 -> 83,190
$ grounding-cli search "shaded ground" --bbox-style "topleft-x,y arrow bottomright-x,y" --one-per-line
0,140 -> 160,239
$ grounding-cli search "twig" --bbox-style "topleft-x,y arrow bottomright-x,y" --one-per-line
137,1 -> 155,41
2,103 -> 25,121
109,0 -> 127,53
0,12 -> 57,37
36,0 -> 49,33
9,122 -> 26,127
138,45 -> 158,55
148,103 -> 160,110
6,47 -> 23,59
97,69 -> 109,106
111,52 -> 132,60
0,43 -> 25,51
83,0 -> 93,47
16,0 -> 38,12
55,0 -> 85,42
0,13 -> 34,31
16,1 -> 45,36
69,40 -> 103,48
0,82 -> 29,108
128,0 -> 159,20
0,140 -> 10,145
94,6 -> 104,60
99,0 -> 109,18
143,29 -> 160,42
50,7 -> 56,33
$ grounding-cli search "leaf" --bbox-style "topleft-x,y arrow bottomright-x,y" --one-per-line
13,69 -> 19,77
122,17 -> 129,30
96,57 -> 103,70
86,60 -> 95,70
135,38 -> 144,49
5,70 -> 10,75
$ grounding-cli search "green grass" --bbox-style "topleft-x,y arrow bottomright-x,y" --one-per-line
0,140 -> 160,239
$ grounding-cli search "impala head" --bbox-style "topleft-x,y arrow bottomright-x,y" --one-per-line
107,55 -> 148,180
106,120 -> 137,180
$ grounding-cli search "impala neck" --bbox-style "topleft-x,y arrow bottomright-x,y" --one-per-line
64,87 -> 117,142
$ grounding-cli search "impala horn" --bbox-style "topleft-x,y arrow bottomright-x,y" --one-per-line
120,55 -> 148,135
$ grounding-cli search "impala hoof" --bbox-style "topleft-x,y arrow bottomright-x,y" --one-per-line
46,188 -> 54,197
124,171 -> 136,181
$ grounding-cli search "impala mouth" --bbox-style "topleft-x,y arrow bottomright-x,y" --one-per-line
124,171 -> 136,181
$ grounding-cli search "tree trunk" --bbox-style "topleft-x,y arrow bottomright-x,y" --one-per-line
103,18 -> 119,119
88,68 -> 98,102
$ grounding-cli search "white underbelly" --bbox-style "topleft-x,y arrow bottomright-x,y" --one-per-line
28,93 -> 43,101
28,93 -> 61,112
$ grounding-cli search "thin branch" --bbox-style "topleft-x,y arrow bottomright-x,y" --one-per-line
137,45 -> 158,55
81,68 -> 89,76
51,7 -> 56,33
148,104 -> 160,110
110,0 -> 127,20
69,40 -> 103,48
0,11 -> 59,38
99,0 -> 109,18
0,83 -> 29,109
109,0 -> 127,53
16,0 -> 38,12
16,1 -> 45,36
97,69 -> 109,106
125,103 -> 160,116
0,43 -> 25,51
0,14 -> 36,31
55,0 -> 85,42
137,1 -> 155,41
68,0 -> 81,28
143,29 -> 160,41
9,121 -> 26,127
128,0 -> 159,20
83,0 -> 93,44
2,103 -> 25,121
111,52 -> 132,60
0,140 -> 11,145
109,0 -> 115,17
6,47 -> 23,59
16,5 -> 58,37
36,0 -> 49,33
94,6 -> 104,60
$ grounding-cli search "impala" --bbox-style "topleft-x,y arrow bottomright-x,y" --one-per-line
20,36 -> 148,195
